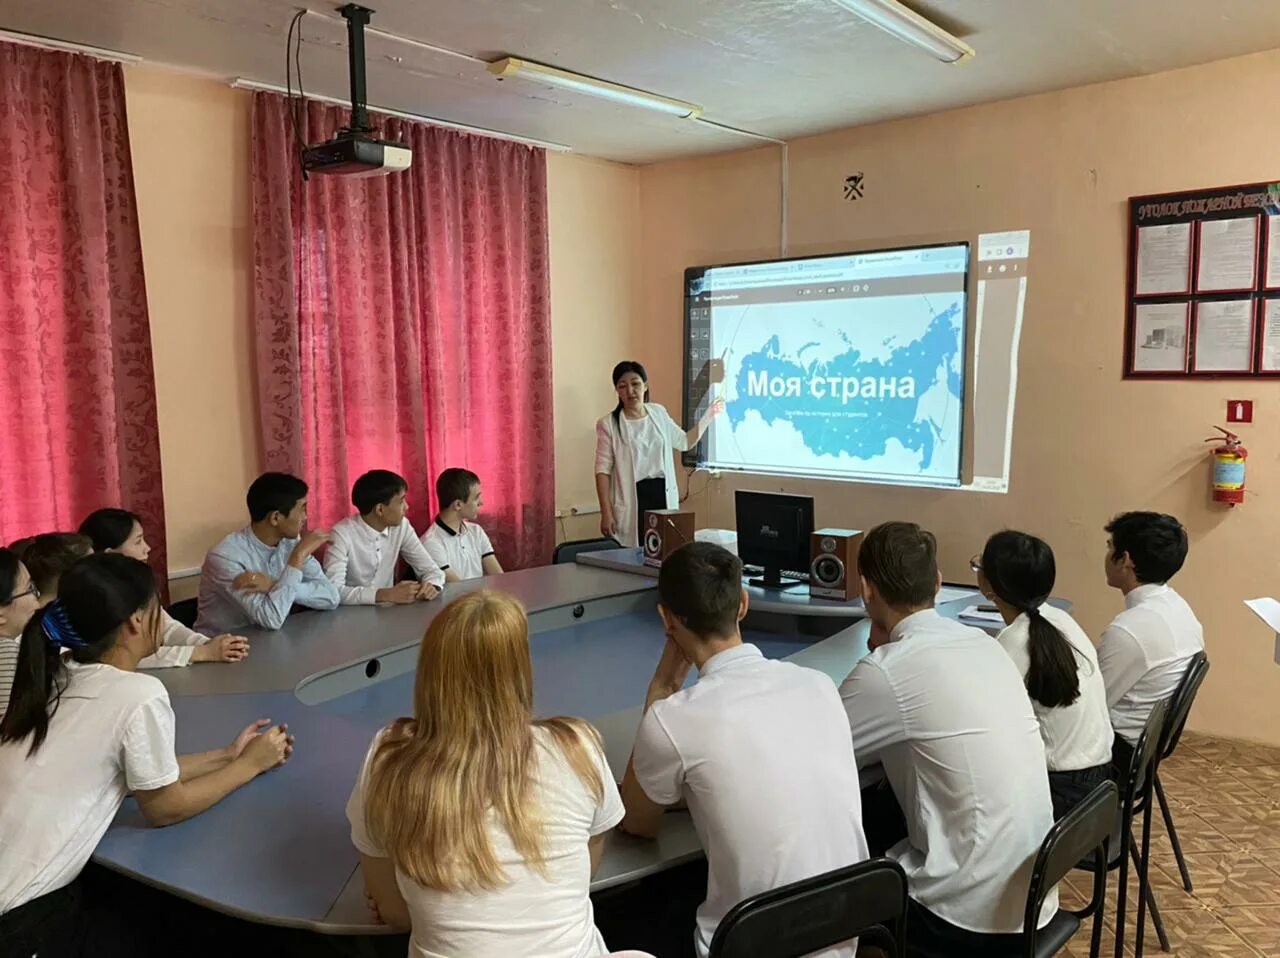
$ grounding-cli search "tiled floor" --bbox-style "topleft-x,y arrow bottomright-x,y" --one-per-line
1057,731 -> 1280,957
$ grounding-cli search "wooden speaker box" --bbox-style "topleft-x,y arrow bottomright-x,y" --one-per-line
809,528 -> 863,601
643,510 -> 696,568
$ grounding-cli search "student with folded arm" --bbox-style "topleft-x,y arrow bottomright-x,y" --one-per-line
195,472 -> 339,634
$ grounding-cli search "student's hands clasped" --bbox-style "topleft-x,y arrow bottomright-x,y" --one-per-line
192,634 -> 250,663
227,719 -> 295,774
645,638 -> 691,711
376,581 -> 442,604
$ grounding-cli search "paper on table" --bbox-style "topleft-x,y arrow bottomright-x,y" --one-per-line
957,605 -> 1005,626
1197,217 -> 1258,292
1244,598 -> 1280,665
1135,223 -> 1192,295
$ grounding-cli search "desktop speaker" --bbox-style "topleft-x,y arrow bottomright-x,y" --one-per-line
809,528 -> 863,601
643,510 -> 696,568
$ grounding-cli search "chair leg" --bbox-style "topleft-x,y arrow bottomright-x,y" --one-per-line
1089,867 -> 1107,958
1129,835 -> 1172,953
1114,834 -> 1129,958
1154,773 -> 1193,892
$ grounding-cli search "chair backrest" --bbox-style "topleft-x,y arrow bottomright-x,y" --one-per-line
708,857 -> 908,958
1025,780 -> 1118,936
551,536 -> 620,565
1122,697 -> 1169,814
1160,652 -> 1209,760
166,597 -> 198,628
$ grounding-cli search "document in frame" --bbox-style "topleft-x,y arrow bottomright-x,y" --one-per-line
1135,223 -> 1192,295
1193,299 -> 1255,372
1267,215 -> 1280,289
1261,299 -> 1280,372
1132,302 -> 1189,372
1197,217 -> 1259,292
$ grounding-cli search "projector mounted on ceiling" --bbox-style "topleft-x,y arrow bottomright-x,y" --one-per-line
301,4 -> 412,177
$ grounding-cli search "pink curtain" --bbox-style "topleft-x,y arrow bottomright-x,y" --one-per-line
251,94 -> 554,570
0,42 -> 169,582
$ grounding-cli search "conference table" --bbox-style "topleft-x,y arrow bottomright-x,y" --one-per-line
96,552 -> 989,934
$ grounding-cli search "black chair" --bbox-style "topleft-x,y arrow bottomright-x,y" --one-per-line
1023,781 -> 1118,958
1075,697 -> 1168,958
552,536 -> 620,565
707,857 -> 908,958
1144,653 -> 1210,893
166,597 -> 198,628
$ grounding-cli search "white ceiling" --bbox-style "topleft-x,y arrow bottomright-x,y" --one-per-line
4,0 -> 1280,163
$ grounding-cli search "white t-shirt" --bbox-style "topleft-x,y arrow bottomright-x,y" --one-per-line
420,519 -> 495,581
996,605 -> 1114,772
346,724 -> 624,958
1098,584 -> 1204,745
325,515 -> 447,605
840,610 -> 1056,935
619,413 -> 667,481
632,644 -> 869,958
0,662 -> 179,913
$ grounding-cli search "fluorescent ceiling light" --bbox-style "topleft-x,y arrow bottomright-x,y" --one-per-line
830,0 -> 974,63
488,57 -> 702,119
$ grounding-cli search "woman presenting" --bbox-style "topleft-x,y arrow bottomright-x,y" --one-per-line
594,361 -> 723,547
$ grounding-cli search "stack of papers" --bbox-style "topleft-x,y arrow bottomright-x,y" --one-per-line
957,605 -> 1006,628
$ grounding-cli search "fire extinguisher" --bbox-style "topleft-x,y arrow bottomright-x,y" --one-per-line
1205,425 -> 1247,506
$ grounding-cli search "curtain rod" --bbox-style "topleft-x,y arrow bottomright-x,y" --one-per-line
0,28 -> 141,63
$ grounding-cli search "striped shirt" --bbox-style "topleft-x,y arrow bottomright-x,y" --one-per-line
0,636 -> 19,723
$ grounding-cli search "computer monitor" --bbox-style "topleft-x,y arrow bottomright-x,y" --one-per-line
734,490 -> 815,590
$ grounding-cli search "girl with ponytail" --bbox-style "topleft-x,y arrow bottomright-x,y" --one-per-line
0,554 -> 294,955
975,531 -> 1114,819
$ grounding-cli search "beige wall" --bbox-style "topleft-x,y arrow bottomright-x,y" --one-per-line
640,49 -> 1280,744
125,68 -> 259,579
123,67 -> 640,581
547,153 -> 641,544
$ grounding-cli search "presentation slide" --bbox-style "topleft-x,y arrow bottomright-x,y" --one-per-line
684,244 -> 969,487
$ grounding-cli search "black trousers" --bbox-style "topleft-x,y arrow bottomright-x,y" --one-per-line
592,856 -> 707,958
635,476 -> 667,543
906,899 -> 1025,958
1111,732 -> 1137,784
1049,762 -> 1113,820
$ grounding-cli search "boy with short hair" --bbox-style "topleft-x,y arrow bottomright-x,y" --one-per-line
619,541 -> 868,957
420,468 -> 503,582
1098,511 -> 1204,775
324,470 -> 445,605
840,521 -> 1055,957
195,472 -> 339,634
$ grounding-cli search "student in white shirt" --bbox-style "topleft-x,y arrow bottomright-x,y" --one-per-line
1098,512 -> 1204,777
421,468 -> 504,582
0,549 -> 40,723
619,542 -> 869,958
593,361 -> 723,547
79,508 -> 250,667
347,589 -> 622,958
195,472 -> 339,634
0,554 -> 292,957
325,470 -> 445,605
974,530 -> 1113,819
840,522 -> 1055,958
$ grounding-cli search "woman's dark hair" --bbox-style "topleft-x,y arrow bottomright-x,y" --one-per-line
0,554 -> 159,755
610,361 -> 650,436
0,548 -> 21,604
15,533 -> 93,597
981,530 -> 1080,709
78,508 -> 143,552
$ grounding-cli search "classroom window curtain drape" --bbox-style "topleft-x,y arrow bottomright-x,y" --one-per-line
0,42 -> 169,581
250,93 -> 554,569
